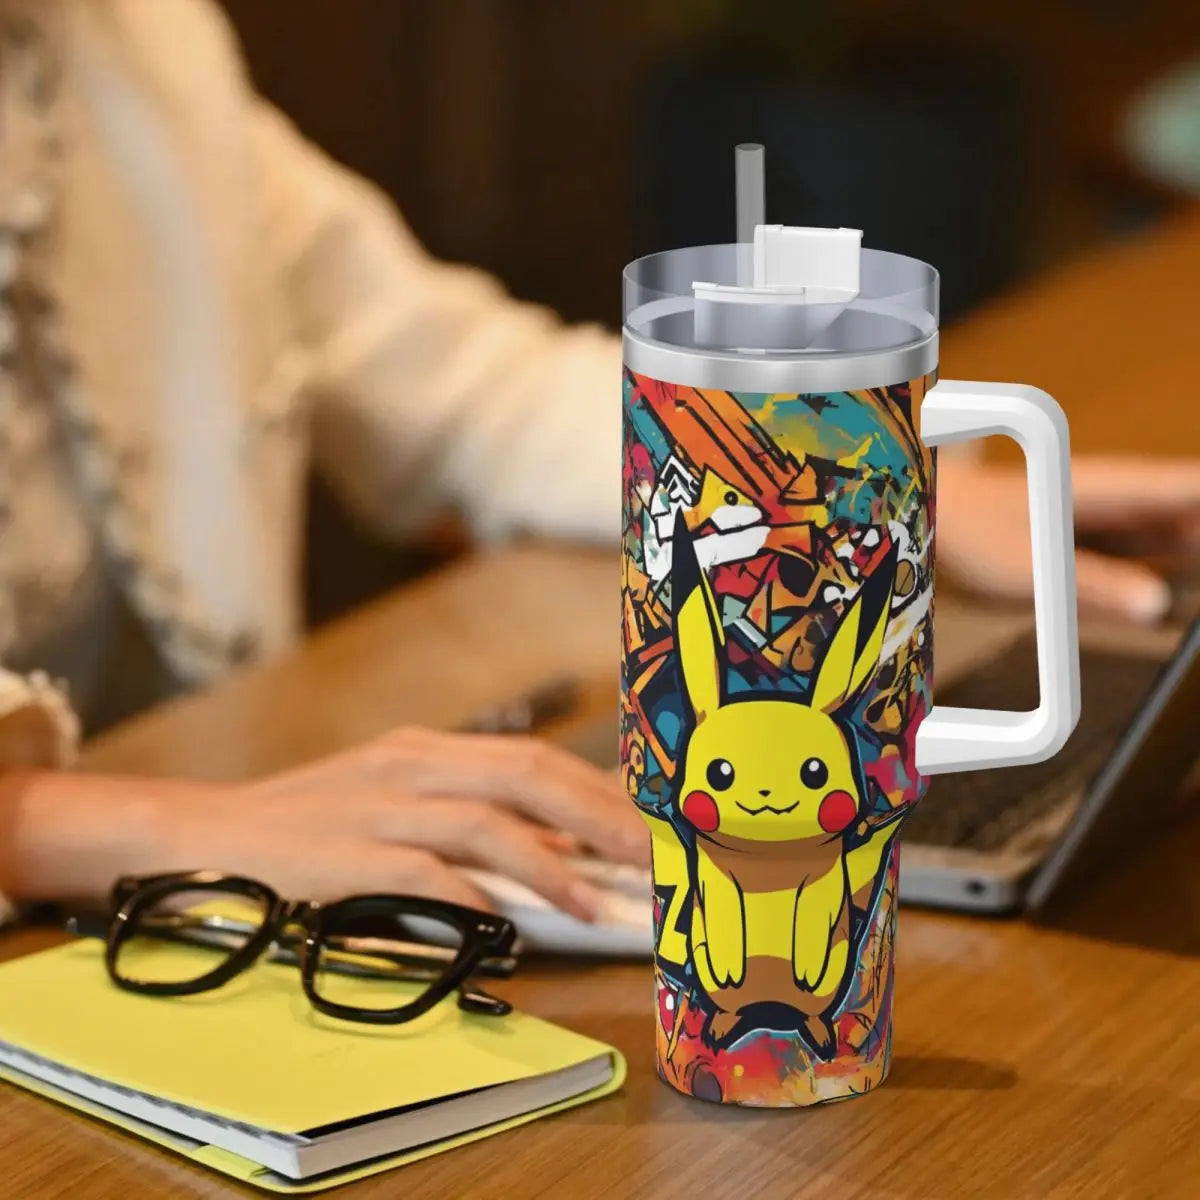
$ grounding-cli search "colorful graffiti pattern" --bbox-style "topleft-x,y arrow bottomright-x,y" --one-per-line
621,368 -> 937,1106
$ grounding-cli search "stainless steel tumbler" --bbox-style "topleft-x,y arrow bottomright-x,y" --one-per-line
621,144 -> 1079,1107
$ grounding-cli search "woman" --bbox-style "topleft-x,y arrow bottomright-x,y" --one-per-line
0,0 -> 1196,926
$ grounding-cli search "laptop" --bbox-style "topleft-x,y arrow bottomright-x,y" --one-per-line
559,607 -> 1200,920
902,614 -> 1200,914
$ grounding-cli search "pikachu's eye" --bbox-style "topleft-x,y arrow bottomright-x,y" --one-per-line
706,758 -> 735,791
800,757 -> 828,789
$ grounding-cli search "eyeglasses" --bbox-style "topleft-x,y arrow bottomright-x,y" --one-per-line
67,871 -> 519,1025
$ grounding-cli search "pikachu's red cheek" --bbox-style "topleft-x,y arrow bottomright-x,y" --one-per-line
682,790 -> 720,833
818,790 -> 857,834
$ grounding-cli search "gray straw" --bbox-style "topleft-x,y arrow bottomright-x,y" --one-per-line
735,143 -> 765,286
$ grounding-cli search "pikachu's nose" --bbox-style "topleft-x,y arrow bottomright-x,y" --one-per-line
758,788 -> 771,797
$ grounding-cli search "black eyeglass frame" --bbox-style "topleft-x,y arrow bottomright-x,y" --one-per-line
100,871 -> 518,1025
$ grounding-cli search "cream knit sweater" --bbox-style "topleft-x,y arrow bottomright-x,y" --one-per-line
0,1 -> 623,763
0,0 -> 622,920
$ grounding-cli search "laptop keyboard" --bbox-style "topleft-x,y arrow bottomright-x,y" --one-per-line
903,637 -> 1165,851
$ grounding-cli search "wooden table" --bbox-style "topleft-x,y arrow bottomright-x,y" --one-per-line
4,210 -> 1200,1199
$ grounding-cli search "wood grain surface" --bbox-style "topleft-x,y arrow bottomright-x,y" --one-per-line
2,209 -> 1200,1199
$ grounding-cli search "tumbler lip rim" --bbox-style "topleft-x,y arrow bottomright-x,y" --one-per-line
622,321 -> 936,364
621,325 -> 939,392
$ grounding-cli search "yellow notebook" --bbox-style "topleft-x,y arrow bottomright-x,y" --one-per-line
0,940 -> 625,1192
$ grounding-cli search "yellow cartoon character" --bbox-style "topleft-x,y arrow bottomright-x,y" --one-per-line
668,507 -> 904,1055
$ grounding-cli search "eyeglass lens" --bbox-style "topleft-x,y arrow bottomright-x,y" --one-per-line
312,909 -> 467,1014
114,887 -> 269,987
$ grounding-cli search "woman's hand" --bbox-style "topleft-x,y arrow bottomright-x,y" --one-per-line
236,726 -> 649,918
937,454 -> 1200,623
0,728 -> 648,922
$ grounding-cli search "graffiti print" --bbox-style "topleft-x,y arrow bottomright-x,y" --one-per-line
622,369 -> 936,1106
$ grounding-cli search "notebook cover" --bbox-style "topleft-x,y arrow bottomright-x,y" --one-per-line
0,941 -> 626,1192
0,1056 -> 626,1193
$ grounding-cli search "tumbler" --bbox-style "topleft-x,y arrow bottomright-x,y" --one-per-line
620,144 -> 1079,1107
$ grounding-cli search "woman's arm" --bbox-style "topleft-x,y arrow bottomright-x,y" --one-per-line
0,769 -> 195,906
0,670 -> 80,921
252,104 -> 621,548
250,106 -> 1200,619
0,706 -> 647,919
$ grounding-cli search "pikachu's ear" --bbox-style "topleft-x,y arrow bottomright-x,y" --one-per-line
671,507 -> 724,722
810,541 -> 898,714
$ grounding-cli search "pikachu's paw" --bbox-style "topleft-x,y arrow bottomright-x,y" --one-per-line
792,936 -> 827,991
705,929 -> 746,989
803,1015 -> 837,1061
795,961 -> 822,991
705,1010 -> 741,1048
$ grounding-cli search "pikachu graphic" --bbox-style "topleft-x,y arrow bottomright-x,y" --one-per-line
662,507 -> 905,1055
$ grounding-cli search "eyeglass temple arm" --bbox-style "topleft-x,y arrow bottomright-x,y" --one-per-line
453,939 -> 516,1016
457,985 -> 512,1016
67,911 -> 515,1019
68,909 -> 519,981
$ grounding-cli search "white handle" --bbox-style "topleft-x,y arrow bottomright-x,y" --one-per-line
915,381 -> 1081,775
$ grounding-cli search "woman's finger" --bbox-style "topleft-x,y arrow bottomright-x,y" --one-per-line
1074,549 -> 1172,625
369,799 -> 607,921
352,843 -> 496,911
198,824 -> 496,911
940,456 -> 1200,531
1071,458 -> 1200,523
381,729 -> 650,867
946,542 -> 1173,624
534,827 -> 581,853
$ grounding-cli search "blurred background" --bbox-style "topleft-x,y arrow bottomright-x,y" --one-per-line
212,0 -> 1200,621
